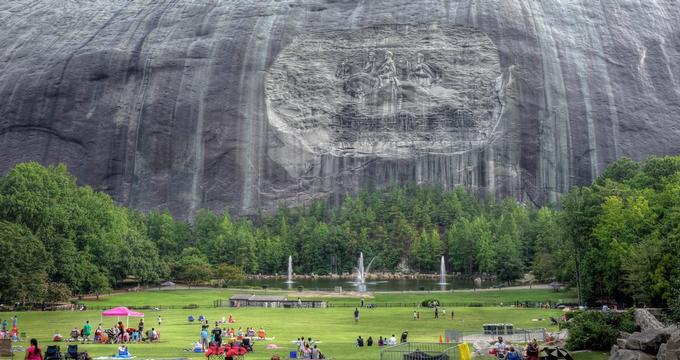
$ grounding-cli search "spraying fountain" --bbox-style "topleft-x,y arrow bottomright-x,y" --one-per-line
285,256 -> 294,284
438,256 -> 447,285
356,252 -> 376,286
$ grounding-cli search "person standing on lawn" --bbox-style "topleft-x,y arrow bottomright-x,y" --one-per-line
354,307 -> 360,323
82,321 -> 91,343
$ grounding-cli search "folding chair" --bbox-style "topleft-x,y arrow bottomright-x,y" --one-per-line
0,339 -> 13,360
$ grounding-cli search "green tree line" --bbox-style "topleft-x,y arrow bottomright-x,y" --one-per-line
1,157 -> 678,307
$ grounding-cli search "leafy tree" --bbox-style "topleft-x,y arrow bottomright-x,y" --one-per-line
213,263 -> 245,286
176,248 -> 212,287
45,282 -> 72,304
0,221 -> 49,303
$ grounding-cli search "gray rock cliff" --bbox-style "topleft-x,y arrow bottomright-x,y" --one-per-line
1,0 -> 679,218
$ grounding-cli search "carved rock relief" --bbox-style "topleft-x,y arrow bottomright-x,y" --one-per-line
266,25 -> 503,158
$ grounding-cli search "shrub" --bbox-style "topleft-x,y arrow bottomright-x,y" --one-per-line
562,310 -> 636,350
421,299 -> 440,307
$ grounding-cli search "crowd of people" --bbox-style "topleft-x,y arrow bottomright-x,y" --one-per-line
53,319 -> 159,344
294,336 -> 322,359
0,316 -> 20,341
492,336 -> 541,360
356,330 -> 408,347
187,313 -> 266,359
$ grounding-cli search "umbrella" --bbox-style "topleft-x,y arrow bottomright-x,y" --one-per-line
541,346 -> 573,360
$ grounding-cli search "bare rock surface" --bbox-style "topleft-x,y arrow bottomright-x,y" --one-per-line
1,0 -> 680,218
610,348 -> 657,360
625,329 -> 671,355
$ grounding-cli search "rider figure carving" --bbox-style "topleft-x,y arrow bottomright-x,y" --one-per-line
409,52 -> 438,87
376,51 -> 400,89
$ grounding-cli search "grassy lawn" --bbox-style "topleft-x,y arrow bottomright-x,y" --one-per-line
78,288 -> 578,308
7,289 -> 600,360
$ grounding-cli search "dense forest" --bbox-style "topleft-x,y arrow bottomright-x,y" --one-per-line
1,156 -> 679,308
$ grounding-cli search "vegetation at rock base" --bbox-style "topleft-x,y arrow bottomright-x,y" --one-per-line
562,310 -> 636,351
1,156 -> 679,308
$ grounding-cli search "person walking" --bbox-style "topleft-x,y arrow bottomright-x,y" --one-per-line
434,306 -> 439,319
413,310 -> 417,320
354,307 -> 360,323
157,316 -> 162,326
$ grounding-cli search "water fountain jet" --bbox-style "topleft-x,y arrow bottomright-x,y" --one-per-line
285,256 -> 295,284
438,256 -> 447,285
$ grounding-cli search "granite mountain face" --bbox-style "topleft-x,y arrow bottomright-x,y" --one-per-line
1,0 -> 679,218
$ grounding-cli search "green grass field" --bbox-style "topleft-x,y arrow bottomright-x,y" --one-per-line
77,287 -> 579,308
6,289 -> 602,360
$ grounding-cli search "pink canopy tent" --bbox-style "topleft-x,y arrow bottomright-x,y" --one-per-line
101,307 -> 145,328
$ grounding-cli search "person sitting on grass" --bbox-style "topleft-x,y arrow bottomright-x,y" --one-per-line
117,345 -> 130,358
69,327 -> 80,342
132,329 -> 140,343
311,345 -> 320,360
302,344 -> 312,359
505,346 -> 521,360
378,336 -> 384,347
494,337 -> 507,359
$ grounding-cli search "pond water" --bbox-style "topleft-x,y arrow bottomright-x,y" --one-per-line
231,278 -> 493,292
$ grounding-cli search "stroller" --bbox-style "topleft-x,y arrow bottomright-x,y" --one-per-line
65,345 -> 78,360
45,345 -> 63,360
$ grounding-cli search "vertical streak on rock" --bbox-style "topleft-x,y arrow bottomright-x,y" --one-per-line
239,2 -> 281,214
125,0 -> 180,207
128,57 -> 153,207
349,0 -> 367,29
591,0 -> 621,163
187,3 -> 223,220
527,0 -> 571,202
562,2 -> 598,179
658,40 -> 680,102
